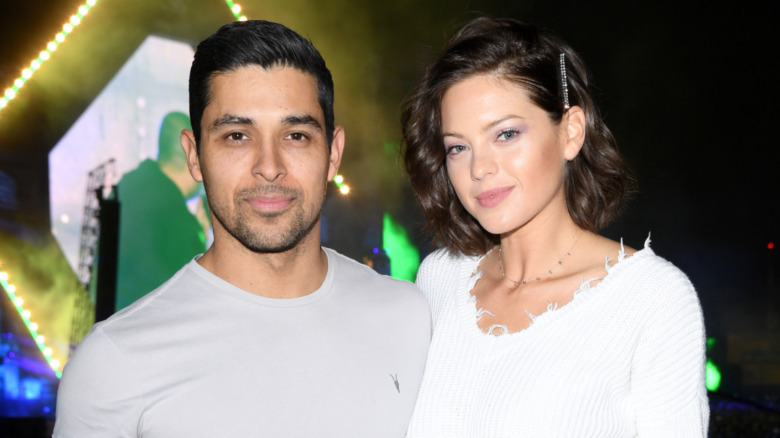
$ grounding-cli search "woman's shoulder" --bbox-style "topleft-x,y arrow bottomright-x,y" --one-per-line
605,235 -> 699,306
418,247 -> 481,282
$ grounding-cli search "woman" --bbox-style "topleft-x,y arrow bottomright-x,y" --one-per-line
402,17 -> 708,436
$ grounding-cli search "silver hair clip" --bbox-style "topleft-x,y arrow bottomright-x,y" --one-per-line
559,53 -> 570,109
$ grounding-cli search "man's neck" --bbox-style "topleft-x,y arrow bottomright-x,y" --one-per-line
196,235 -> 329,299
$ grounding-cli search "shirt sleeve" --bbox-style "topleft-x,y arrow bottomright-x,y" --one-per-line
53,326 -> 145,437
630,263 -> 709,437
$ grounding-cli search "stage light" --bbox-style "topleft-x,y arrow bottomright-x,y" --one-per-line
769,242 -> 774,250
44,347 -> 52,356
339,185 -> 350,195
14,297 -> 22,305
232,4 -> 241,14
22,310 -> 31,319
31,60 -> 41,70
14,79 -> 23,88
56,33 -> 65,43
70,16 -> 81,26
40,51 -> 50,61
5,89 -> 15,99
48,42 -> 57,51
334,175 -> 344,184
30,323 -> 39,331
0,98 -> 6,108
79,6 -> 88,15
64,23 -> 73,34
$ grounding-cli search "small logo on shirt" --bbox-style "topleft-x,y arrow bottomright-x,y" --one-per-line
389,373 -> 400,393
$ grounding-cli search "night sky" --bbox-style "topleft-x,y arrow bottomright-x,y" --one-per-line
1,0 -> 777,365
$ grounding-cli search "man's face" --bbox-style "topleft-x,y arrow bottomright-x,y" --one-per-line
182,65 -> 342,253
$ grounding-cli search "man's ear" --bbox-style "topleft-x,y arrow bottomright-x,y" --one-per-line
562,106 -> 586,161
327,126 -> 345,181
181,129 -> 203,182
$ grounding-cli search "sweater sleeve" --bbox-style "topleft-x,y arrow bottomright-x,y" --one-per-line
630,260 -> 709,437
54,326 -> 145,437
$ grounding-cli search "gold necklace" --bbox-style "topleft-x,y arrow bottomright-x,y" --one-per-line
498,231 -> 581,288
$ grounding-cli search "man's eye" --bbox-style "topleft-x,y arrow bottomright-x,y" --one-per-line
227,132 -> 245,141
288,132 -> 307,141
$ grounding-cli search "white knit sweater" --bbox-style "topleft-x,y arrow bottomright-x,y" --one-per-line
407,239 -> 709,437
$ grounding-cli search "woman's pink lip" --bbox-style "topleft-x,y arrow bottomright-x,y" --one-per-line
475,186 -> 513,208
246,196 -> 292,211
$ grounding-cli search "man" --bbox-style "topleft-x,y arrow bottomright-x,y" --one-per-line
55,20 -> 430,437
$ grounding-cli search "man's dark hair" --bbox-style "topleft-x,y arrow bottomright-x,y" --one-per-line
189,20 -> 335,151
402,17 -> 635,256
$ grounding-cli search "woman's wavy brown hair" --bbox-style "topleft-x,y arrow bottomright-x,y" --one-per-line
401,17 -> 635,256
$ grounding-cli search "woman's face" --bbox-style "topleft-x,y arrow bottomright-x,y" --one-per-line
441,74 -> 581,235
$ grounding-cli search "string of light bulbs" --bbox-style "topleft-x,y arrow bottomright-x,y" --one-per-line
0,0 -> 100,113
0,267 -> 62,378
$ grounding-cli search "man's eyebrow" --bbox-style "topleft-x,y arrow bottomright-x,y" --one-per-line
282,114 -> 323,131
208,114 -> 254,132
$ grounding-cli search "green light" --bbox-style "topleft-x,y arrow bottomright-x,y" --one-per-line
225,0 -> 245,20
383,141 -> 397,155
382,213 -> 420,281
707,337 -> 716,351
705,359 -> 721,391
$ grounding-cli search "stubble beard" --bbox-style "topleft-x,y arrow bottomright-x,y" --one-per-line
208,184 -> 323,254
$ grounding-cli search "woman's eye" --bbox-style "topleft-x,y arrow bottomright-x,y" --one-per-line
446,145 -> 466,155
497,129 -> 519,141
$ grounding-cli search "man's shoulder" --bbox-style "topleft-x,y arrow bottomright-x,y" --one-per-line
325,247 -> 426,302
97,261 -> 198,335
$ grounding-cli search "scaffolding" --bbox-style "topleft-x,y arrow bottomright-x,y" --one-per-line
68,158 -> 116,353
